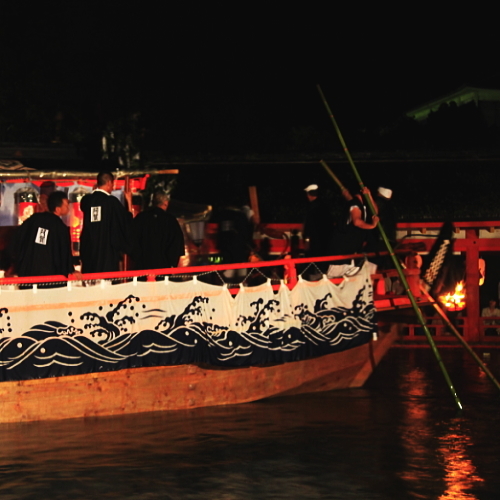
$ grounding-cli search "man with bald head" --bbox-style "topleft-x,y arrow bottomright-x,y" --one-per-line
80,171 -> 132,273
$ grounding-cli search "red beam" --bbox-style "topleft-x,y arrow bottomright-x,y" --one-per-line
0,251 -> 401,285
398,221 -> 500,229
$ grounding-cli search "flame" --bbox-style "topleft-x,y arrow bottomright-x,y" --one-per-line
439,281 -> 466,311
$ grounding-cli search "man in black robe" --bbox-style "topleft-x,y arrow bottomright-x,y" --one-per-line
12,191 -> 76,284
80,172 -> 132,273
364,186 -> 396,268
303,184 -> 334,259
215,205 -> 254,265
131,191 -> 185,270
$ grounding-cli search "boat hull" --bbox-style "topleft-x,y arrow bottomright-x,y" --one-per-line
0,326 -> 398,423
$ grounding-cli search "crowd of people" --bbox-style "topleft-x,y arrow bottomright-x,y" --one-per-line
10,171 -> 185,285
303,182 -> 394,270
8,170 -> 398,286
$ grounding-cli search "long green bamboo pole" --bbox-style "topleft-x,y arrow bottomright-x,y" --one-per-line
316,84 -> 463,411
420,286 -> 500,393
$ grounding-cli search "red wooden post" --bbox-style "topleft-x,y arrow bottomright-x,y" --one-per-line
283,255 -> 297,289
375,277 -> 386,295
123,175 -> 132,271
406,268 -> 421,298
465,229 -> 480,342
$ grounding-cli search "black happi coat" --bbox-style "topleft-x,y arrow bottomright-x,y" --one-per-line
131,207 -> 185,270
331,197 -> 370,258
80,191 -> 132,273
303,197 -> 334,258
214,207 -> 254,264
13,212 -> 74,277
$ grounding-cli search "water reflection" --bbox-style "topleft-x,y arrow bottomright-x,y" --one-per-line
398,364 -> 440,498
0,349 -> 498,499
437,422 -> 483,500
389,349 -> 496,500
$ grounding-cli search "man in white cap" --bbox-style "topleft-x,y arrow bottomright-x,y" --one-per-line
377,187 -> 392,200
332,184 -> 379,258
376,186 -> 396,244
364,186 -> 396,266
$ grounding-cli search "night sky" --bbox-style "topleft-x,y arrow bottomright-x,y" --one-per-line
2,4 -> 498,155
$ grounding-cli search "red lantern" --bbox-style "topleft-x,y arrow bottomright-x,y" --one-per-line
14,186 -> 38,225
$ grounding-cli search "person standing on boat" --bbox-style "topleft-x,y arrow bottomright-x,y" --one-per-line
80,171 -> 132,273
302,184 -> 335,278
330,186 -> 379,264
213,200 -> 255,280
303,184 -> 334,258
364,186 -> 396,267
11,191 -> 79,284
375,187 -> 395,243
131,191 -> 185,270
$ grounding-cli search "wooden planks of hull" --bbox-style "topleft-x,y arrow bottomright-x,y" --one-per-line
0,328 -> 399,424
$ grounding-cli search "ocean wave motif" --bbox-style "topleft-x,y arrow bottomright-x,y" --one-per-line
0,278 -> 376,382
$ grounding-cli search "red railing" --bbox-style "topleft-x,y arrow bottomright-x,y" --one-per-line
400,316 -> 500,343
0,250 -> 415,295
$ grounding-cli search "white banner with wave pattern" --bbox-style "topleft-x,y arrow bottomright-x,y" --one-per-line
0,262 -> 376,380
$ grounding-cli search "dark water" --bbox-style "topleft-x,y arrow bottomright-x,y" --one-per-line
1,348 -> 500,499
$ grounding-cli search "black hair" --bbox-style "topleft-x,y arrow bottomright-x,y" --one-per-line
47,191 -> 68,213
97,171 -> 114,187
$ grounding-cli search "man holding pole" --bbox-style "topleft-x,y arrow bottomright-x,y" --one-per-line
317,85 -> 464,410
331,185 -> 379,261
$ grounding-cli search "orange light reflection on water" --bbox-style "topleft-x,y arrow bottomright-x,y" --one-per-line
399,367 -> 432,486
399,366 -> 483,499
437,428 -> 483,500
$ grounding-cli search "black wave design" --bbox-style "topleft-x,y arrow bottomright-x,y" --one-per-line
0,285 -> 376,382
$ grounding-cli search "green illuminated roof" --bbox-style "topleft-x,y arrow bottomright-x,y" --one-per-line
407,86 -> 500,122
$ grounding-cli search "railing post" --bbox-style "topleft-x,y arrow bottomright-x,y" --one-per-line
404,254 -> 421,298
465,229 -> 480,342
371,273 -> 384,295
283,255 -> 297,288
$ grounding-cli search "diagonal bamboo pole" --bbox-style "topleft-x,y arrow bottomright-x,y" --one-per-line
316,84 -> 463,411
420,286 -> 500,393
319,160 -> 346,191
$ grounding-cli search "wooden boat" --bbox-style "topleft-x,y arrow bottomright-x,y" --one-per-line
0,325 -> 398,423
0,164 -> 417,423
0,257 -> 408,424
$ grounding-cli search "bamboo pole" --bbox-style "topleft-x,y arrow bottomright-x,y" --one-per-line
316,84 -> 463,411
319,160 -> 346,191
420,286 -> 500,393
248,186 -> 261,225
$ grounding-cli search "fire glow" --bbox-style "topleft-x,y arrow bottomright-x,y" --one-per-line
439,281 -> 466,311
